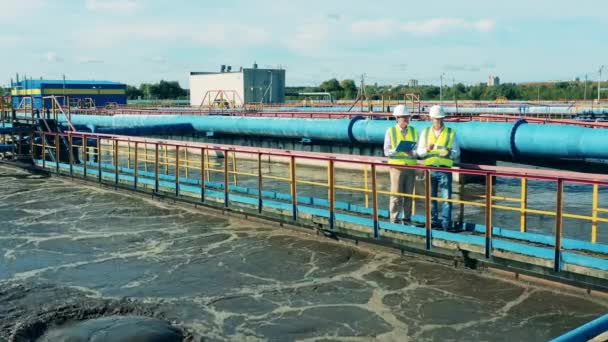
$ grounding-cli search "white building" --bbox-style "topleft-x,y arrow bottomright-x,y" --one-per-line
189,64 -> 286,107
488,75 -> 500,86
408,79 -> 419,87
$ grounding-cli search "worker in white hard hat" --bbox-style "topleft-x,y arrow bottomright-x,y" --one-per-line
416,105 -> 460,230
384,104 -> 419,225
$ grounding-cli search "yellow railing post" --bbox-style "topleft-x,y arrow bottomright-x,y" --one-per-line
82,134 -> 87,178
205,148 -> 211,181
175,146 -> 180,196
184,148 -> 189,179
458,181 -> 464,224
520,177 -> 528,232
371,164 -> 379,238
257,152 -> 263,213
329,159 -> 335,230
113,139 -> 119,184
554,179 -> 564,272
424,169 -> 432,250
154,143 -> 159,192
592,184 -> 599,243
42,132 -> 46,169
164,145 -> 168,175
55,133 -> 60,173
200,148 -> 205,202
30,132 -> 34,160
134,142 -> 138,189
364,166 -> 369,208
97,138 -> 102,182
68,133 -> 73,176
290,155 -> 297,221
485,173 -> 493,258
232,151 -> 238,186
144,143 -> 149,173
327,162 -> 331,200
224,150 -> 229,207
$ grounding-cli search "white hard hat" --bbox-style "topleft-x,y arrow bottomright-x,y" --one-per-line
429,105 -> 446,119
392,105 -> 410,118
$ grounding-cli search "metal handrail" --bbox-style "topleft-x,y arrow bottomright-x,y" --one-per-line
31,131 -> 608,275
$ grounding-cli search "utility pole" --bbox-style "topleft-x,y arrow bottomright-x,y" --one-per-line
452,78 -> 458,114
439,73 -> 445,103
348,74 -> 368,112
584,74 -> 588,101
599,66 -> 605,102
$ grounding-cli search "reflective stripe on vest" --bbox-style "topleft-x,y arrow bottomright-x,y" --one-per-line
388,125 -> 418,166
422,127 -> 455,167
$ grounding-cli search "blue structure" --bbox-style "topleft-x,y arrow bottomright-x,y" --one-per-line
11,79 -> 126,109
59,114 -> 608,162
551,313 -> 608,341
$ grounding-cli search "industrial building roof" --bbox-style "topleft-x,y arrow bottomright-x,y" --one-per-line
12,80 -> 125,88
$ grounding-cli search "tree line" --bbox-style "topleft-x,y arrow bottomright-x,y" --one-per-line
126,80 -> 189,100
125,78 -> 606,101
288,78 -> 607,101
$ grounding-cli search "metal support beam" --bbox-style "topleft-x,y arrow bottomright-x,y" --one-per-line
554,179 -> 564,272
485,173 -> 493,258
425,169 -> 432,250
371,164 -> 379,238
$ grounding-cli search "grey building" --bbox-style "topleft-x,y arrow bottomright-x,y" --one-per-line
190,63 -> 286,106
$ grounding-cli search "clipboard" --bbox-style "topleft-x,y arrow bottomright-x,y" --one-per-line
395,141 -> 417,153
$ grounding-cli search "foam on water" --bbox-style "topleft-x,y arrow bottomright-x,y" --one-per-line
0,163 -> 606,341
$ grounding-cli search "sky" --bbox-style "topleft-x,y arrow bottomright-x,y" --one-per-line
1,0 -> 607,88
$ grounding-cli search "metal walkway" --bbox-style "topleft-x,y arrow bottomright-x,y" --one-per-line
23,131 -> 608,289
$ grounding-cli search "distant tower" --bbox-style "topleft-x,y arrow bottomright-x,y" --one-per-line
488,75 -> 500,86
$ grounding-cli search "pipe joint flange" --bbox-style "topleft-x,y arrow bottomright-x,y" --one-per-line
509,119 -> 527,159
347,115 -> 366,144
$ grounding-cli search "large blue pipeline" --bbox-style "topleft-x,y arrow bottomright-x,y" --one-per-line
270,105 -> 608,115
58,114 -> 608,161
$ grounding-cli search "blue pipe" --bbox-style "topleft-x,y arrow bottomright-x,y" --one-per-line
57,114 -> 608,161
65,115 -> 353,142
268,105 -> 608,115
551,313 -> 608,342
0,144 -> 14,152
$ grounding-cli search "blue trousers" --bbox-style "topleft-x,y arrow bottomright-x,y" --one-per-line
431,171 -> 452,229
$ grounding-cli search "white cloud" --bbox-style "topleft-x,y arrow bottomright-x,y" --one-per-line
151,56 -> 168,64
86,0 -> 141,12
74,22 -> 270,49
0,35 -> 19,46
196,24 -> 270,47
77,57 -> 104,64
0,0 -> 47,19
45,52 -> 62,62
284,21 -> 332,55
350,17 -> 496,36
350,19 -> 397,36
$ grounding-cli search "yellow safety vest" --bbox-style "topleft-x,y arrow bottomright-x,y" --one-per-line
388,125 -> 419,166
422,127 -> 456,167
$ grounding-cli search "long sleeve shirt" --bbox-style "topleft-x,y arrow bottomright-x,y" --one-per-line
416,127 -> 460,160
383,125 -> 417,157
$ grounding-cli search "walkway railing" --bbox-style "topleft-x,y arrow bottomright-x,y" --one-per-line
29,131 -> 608,281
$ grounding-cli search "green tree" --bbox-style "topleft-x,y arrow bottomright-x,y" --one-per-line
340,79 -> 357,99
126,85 -> 144,100
150,80 -> 187,99
319,78 -> 342,92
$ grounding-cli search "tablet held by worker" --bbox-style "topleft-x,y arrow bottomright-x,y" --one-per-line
395,140 -> 417,153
